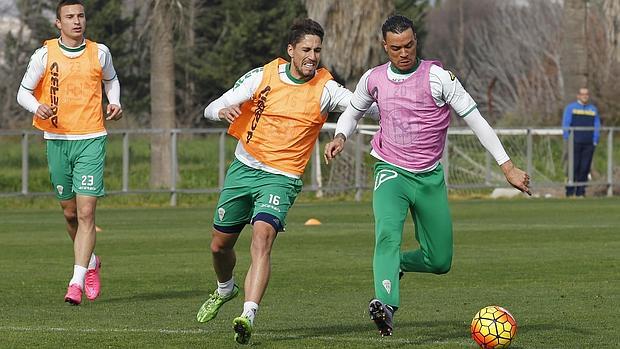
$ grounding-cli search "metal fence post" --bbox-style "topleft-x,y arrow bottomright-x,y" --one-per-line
485,151 -> 491,186
443,136 -> 449,186
608,129 -> 614,197
170,130 -> 178,207
355,132 -> 362,201
568,128 -> 574,186
122,132 -> 129,192
21,132 -> 29,195
313,139 -> 323,198
526,128 -> 533,182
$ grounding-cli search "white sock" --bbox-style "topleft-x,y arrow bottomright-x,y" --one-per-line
242,301 -> 259,324
69,265 -> 88,289
87,253 -> 97,269
217,278 -> 235,297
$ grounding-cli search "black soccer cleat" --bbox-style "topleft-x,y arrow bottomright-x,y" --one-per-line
369,298 -> 394,337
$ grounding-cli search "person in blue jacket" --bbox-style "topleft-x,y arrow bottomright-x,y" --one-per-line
562,87 -> 601,197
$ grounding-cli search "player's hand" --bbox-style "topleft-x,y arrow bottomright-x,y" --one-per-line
501,160 -> 531,196
106,104 -> 123,121
323,133 -> 346,164
35,104 -> 54,120
218,106 -> 242,124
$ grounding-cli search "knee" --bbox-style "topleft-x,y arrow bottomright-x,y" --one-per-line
77,206 -> 95,224
429,256 -> 452,275
251,232 -> 274,254
210,238 -> 233,255
375,228 -> 401,248
63,207 -> 78,225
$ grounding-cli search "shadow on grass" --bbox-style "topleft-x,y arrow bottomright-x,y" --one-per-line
99,289 -> 204,303
262,320 -> 466,345
250,319 -> 594,347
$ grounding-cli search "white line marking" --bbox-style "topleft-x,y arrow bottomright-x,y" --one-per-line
0,326 -> 428,344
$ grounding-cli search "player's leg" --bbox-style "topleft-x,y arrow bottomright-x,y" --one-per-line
369,162 -> 411,336
372,163 -> 409,309
566,141 -> 579,197
243,221 -> 277,305
198,159 -> 252,323
211,229 -> 241,288
233,221 -> 276,345
196,228 -> 242,323
401,164 -> 453,275
69,136 -> 106,303
47,139 -> 96,304
48,139 -> 78,236
60,198 -> 78,238
232,173 -> 302,344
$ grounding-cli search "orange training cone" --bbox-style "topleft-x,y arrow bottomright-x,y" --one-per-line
304,218 -> 322,226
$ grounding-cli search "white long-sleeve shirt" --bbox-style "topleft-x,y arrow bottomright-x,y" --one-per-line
17,37 -> 121,140
204,62 -> 378,178
335,61 -> 509,172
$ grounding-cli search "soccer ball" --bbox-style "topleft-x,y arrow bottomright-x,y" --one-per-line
470,305 -> 517,349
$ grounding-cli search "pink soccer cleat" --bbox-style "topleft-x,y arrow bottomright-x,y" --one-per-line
64,284 -> 82,305
84,256 -> 101,301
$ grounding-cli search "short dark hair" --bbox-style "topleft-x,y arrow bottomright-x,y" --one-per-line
381,15 -> 416,39
288,18 -> 324,46
56,0 -> 84,20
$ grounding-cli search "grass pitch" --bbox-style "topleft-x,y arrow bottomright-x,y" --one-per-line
0,198 -> 618,348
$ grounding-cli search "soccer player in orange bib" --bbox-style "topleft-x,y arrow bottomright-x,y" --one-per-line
17,0 -> 122,305
196,18 -> 376,344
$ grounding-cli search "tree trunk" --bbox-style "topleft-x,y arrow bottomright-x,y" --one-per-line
560,0 -> 588,104
303,0 -> 394,88
150,1 -> 176,188
456,0 -> 464,75
183,0 -> 196,124
603,0 -> 620,63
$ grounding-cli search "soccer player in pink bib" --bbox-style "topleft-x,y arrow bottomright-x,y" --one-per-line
324,15 -> 531,337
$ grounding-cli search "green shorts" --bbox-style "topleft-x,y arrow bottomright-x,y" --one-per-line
46,136 -> 107,200
213,159 -> 303,233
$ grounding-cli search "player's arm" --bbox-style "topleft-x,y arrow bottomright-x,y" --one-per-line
324,70 -> 375,163
98,44 -> 122,120
323,79 -> 379,120
593,107 -> 601,146
432,65 -> 531,195
561,105 -> 572,140
16,47 -> 52,119
203,68 -> 262,124
463,110 -> 530,194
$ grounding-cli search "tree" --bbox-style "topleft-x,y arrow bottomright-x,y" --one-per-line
149,0 -> 177,188
303,0 -> 395,88
425,0 -> 564,125
587,0 -> 620,125
603,0 -> 620,63
0,0 -> 56,128
85,0 -> 148,123
191,0 -> 305,126
560,0 -> 588,105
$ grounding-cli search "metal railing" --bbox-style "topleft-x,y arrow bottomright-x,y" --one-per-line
1,126 -> 617,204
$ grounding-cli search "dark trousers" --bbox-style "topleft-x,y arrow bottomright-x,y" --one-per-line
566,142 -> 595,197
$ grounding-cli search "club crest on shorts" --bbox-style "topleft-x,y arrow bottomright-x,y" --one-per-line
375,170 -> 398,190
56,185 -> 64,195
217,207 -> 226,221
382,279 -> 392,294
